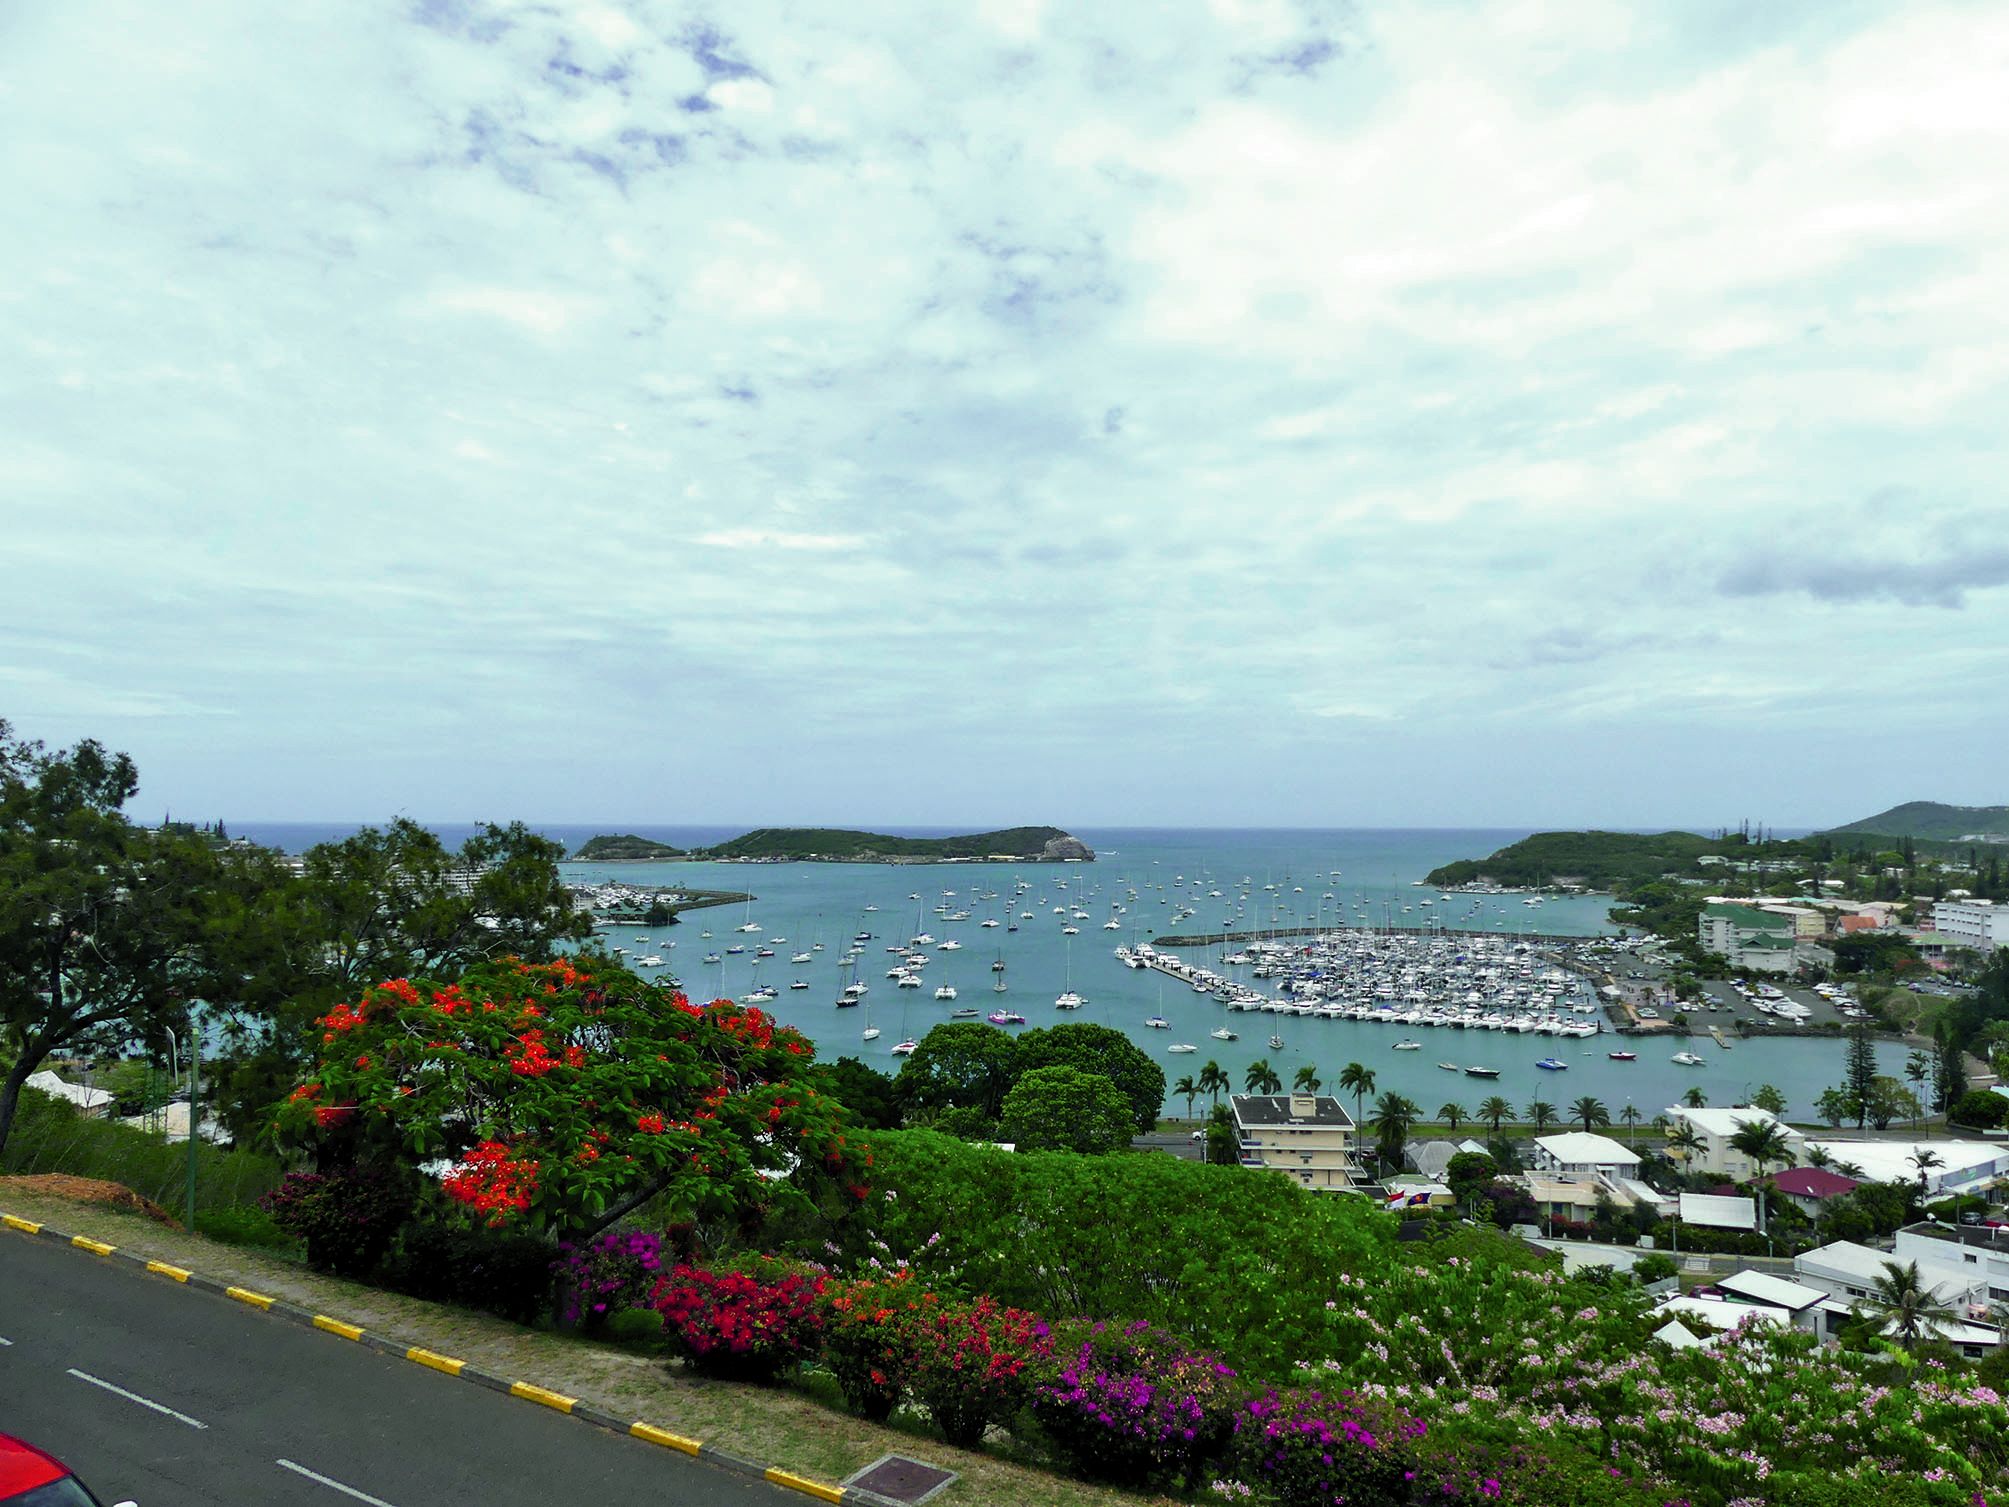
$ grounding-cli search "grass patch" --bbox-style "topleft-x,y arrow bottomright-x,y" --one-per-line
3,1087 -> 282,1217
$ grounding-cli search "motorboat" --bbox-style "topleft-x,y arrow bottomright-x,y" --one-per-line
1167,1043 -> 1197,1053
1211,1027 -> 1238,1041
1393,1040 -> 1421,1051
1608,1050 -> 1637,1061
1464,1066 -> 1501,1079
1437,1061 -> 1461,1071
789,980 -> 809,990
950,1007 -> 979,1018
1145,1015 -> 1171,1029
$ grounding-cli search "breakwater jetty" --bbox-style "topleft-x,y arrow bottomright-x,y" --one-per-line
1150,923 -> 1597,948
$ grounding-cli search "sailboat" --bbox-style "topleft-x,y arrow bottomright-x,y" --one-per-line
861,998 -> 880,1042
1055,937 -> 1085,1010
992,949 -> 1008,993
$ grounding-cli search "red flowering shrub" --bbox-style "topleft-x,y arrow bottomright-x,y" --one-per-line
273,958 -> 866,1249
907,1295 -> 1053,1449
652,1260 -> 829,1382
818,1270 -> 930,1421
259,1170 -> 412,1278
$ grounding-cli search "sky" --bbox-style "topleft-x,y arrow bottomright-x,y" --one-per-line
4,0 -> 2007,831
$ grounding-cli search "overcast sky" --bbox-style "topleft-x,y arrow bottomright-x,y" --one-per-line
5,1 -> 2006,830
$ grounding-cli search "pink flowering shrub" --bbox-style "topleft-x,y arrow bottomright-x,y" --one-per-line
907,1295 -> 1053,1449
554,1229 -> 665,1331
1030,1319 -> 1242,1491
1224,1387 -> 1424,1507
651,1259 -> 828,1382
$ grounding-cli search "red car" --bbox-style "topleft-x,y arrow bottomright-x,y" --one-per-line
0,1435 -> 133,1507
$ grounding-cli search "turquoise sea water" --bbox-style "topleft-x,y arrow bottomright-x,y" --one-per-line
237,824 -> 1907,1120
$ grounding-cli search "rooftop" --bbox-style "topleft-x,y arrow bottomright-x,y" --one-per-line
1715,1269 -> 1829,1312
1535,1131 -> 1641,1167
1679,1193 -> 1758,1231
1766,1166 -> 1862,1200
1666,1105 -> 1803,1141
1231,1093 -> 1354,1130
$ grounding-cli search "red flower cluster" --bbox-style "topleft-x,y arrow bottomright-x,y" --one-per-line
318,1002 -> 366,1041
652,1263 -> 828,1381
637,1112 -> 666,1135
443,1139 -> 540,1225
376,978 -> 422,1006
707,1002 -> 777,1049
506,1028 -> 562,1077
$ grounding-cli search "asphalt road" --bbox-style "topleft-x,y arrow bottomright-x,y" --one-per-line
0,1233 -> 794,1507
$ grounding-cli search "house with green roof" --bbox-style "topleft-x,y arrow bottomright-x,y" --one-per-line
1699,902 -> 1798,973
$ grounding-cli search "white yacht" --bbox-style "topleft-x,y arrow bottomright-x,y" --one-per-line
934,985 -> 958,1001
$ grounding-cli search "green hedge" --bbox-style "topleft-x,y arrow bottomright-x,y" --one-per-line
2,1087 -> 283,1217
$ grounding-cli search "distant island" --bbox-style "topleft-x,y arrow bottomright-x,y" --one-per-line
701,826 -> 1093,864
1425,830 -> 1723,891
570,834 -> 689,862
1821,800 -> 2009,842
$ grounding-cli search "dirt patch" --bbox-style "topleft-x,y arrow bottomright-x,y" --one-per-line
0,1174 -> 182,1229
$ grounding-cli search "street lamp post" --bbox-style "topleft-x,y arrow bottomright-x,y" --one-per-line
183,1004 -> 201,1226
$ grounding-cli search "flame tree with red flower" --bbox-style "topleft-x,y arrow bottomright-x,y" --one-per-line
274,956 -> 866,1244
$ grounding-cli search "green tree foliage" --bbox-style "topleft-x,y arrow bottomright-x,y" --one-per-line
1338,1062 -> 1375,1126
1244,1058 -> 1282,1095
1013,1022 -> 1166,1133
1858,1260 -> 1961,1352
1750,1083 -> 1788,1116
895,1022 -> 1021,1120
817,1056 -> 903,1130
999,1065 -> 1135,1155
1832,932 -> 1923,976
1444,1150 -> 1497,1205
1525,1100 -> 1558,1131
1204,1102 -> 1237,1166
1570,1096 -> 1610,1132
857,1127 -> 1398,1377
1478,1095 -> 1514,1132
0,722 -> 297,1156
1368,1093 -> 1421,1171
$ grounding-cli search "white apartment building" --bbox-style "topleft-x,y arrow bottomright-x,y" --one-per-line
1932,900 -> 2009,953
1532,1132 -> 1642,1178
1664,1105 -> 1806,1180
1230,1093 -> 1367,1192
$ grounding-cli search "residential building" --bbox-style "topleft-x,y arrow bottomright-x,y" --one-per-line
1801,1137 -> 2009,1196
1792,1238 -> 2004,1357
1229,1093 -> 1367,1192
1754,903 -> 1826,940
1664,1105 -> 1806,1180
1698,903 -> 1797,973
1678,1192 -> 1757,1232
1933,900 -> 2009,953
1711,1270 -> 1842,1336
1894,1223 -> 2009,1309
1760,1166 -> 1861,1219
1532,1132 -> 1642,1178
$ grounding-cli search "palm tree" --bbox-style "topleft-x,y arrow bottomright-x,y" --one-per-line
1833,1158 -> 1868,1180
1479,1095 -> 1514,1134
1618,1103 -> 1642,1145
1666,1122 -> 1705,1165
1682,1086 -> 1708,1110
1369,1092 -> 1421,1173
1293,1064 -> 1321,1094
1570,1096 -> 1610,1133
1911,1147 -> 1945,1205
1860,1260 -> 1961,1351
1438,1102 -> 1466,1132
1805,1143 -> 1834,1169
1729,1118 -> 1797,1236
1338,1062 -> 1376,1128
1198,1060 -> 1228,1110
1906,1051 -> 1932,1130
1525,1100 -> 1558,1132
1173,1074 -> 1199,1120
1245,1058 -> 1282,1096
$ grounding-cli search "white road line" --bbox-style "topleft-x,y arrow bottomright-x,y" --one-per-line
0,1336 -> 12,1345
275,1459 -> 401,1507
65,1368 -> 207,1429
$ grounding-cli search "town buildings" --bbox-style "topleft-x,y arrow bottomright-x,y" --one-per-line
1663,1105 -> 1805,1180
1932,899 -> 2009,953
1229,1092 -> 1368,1192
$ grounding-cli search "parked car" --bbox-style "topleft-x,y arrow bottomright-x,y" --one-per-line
0,1434 -> 134,1507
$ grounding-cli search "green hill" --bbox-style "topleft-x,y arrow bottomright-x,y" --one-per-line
569,833 -> 689,861
1824,801 -> 2009,841
1424,830 -> 1722,889
701,826 -> 1093,863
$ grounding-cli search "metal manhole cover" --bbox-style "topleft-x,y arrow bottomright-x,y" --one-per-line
843,1454 -> 959,1503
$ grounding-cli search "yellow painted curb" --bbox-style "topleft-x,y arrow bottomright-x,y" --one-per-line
766,1467 -> 845,1502
406,1347 -> 464,1376
510,1380 -> 576,1412
226,1285 -> 275,1310
1,1214 -> 42,1234
630,1421 -> 701,1455
314,1315 -> 365,1341
71,1235 -> 116,1256
146,1260 -> 191,1283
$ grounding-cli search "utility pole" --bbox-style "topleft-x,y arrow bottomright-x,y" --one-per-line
183,1004 -> 201,1226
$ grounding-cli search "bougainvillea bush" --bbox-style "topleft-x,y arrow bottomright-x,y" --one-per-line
818,1270 -> 929,1421
554,1229 -> 665,1331
273,958 -> 867,1248
259,1168 -> 412,1277
907,1294 -> 1053,1449
1223,1387 -> 1425,1507
652,1260 -> 828,1382
1030,1319 -> 1241,1492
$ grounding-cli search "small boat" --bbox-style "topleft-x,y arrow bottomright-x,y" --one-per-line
1167,1043 -> 1197,1054
835,995 -> 860,1009
1535,1057 -> 1568,1071
1145,1015 -> 1171,1029
951,1007 -> 980,1018
1055,991 -> 1086,1010
789,980 -> 809,990
1464,1066 -> 1501,1079
1267,1034 -> 1284,1051
1672,1051 -> 1706,1066
702,953 -> 723,965
988,1009 -> 1026,1025
1211,1027 -> 1238,1041
1393,1040 -> 1421,1051
891,1039 -> 918,1056
862,1026 -> 881,1041
1437,1061 -> 1461,1072
1607,1050 -> 1637,1061
725,944 -> 746,955
934,985 -> 958,1001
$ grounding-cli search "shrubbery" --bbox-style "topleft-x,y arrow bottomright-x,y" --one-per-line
904,1294 -> 1051,1448
376,1216 -> 556,1326
1223,1388 -> 1423,1507
260,1169 -> 411,1277
554,1229 -> 666,1331
1029,1319 -> 1238,1491
652,1259 -> 828,1382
